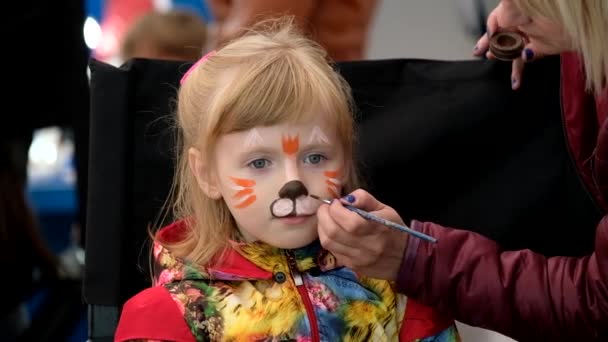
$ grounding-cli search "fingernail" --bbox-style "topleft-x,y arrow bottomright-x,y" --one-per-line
487,30 -> 492,38
343,194 -> 356,203
473,45 -> 479,51
524,48 -> 534,61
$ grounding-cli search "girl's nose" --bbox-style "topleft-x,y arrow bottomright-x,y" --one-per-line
277,180 -> 309,200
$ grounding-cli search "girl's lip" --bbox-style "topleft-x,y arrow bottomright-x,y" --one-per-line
278,215 -> 314,224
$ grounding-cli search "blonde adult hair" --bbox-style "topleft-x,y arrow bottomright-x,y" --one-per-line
159,18 -> 359,266
515,0 -> 608,93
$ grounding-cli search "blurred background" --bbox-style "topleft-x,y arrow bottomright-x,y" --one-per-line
7,0 -> 515,341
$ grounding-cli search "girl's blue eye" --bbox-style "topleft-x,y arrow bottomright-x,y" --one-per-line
304,154 -> 326,165
249,159 -> 269,169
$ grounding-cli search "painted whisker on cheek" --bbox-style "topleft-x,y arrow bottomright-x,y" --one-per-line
231,177 -> 256,188
230,176 -> 257,209
324,170 -> 342,199
325,180 -> 340,198
324,170 -> 340,178
235,195 -> 257,209
233,188 -> 254,199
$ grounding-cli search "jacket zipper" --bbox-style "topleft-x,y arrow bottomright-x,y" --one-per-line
285,251 -> 320,342
558,54 -> 602,212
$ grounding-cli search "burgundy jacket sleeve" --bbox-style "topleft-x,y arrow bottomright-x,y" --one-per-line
114,286 -> 195,342
396,216 -> 608,341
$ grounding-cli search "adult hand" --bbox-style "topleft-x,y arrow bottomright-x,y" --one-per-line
473,0 -> 571,89
317,189 -> 409,281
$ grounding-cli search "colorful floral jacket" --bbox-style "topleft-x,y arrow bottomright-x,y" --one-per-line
115,221 -> 460,341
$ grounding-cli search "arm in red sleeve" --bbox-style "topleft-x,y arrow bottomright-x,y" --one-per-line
397,216 -> 608,341
114,286 -> 195,342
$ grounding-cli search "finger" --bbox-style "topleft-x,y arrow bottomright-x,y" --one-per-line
486,7 -> 500,38
474,32 -> 490,56
511,57 -> 524,90
339,189 -> 384,212
317,207 -> 367,263
521,43 -> 544,63
317,232 -> 376,270
474,9 -> 499,56
317,228 -> 359,262
328,200 -> 375,236
317,202 -> 364,247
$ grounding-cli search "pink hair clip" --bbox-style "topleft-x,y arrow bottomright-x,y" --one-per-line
180,50 -> 216,85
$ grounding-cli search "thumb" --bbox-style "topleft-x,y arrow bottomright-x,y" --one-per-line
340,189 -> 384,212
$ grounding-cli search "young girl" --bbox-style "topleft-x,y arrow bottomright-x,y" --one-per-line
114,19 -> 460,342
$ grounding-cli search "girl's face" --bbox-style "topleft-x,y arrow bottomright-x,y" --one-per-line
496,0 -> 573,54
203,116 -> 346,249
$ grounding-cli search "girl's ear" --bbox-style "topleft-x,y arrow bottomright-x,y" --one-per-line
188,147 -> 222,199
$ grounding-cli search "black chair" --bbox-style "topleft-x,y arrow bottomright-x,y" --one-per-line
84,56 -> 602,341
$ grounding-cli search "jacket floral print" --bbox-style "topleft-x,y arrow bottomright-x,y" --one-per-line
115,220 -> 460,341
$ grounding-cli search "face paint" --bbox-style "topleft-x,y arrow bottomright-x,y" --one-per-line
270,180 -> 316,217
244,128 -> 264,150
230,177 -> 257,209
308,126 -> 330,145
211,119 -> 346,249
324,170 -> 342,198
281,134 -> 299,156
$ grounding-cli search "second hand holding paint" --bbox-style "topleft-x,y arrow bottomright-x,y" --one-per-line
311,195 -> 438,243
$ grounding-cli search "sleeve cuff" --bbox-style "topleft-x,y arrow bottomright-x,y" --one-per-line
396,220 -> 423,292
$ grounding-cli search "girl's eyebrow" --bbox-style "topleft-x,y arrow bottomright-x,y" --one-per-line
299,142 -> 333,151
238,146 -> 277,157
299,144 -> 332,152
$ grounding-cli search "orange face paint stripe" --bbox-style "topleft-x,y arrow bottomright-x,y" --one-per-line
327,187 -> 339,198
325,169 -> 342,198
325,179 -> 338,187
235,195 -> 257,209
233,188 -> 254,199
324,170 -> 341,178
230,177 -> 256,187
282,135 -> 299,155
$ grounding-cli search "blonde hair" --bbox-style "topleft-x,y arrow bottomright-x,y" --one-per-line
160,18 -> 359,266
121,9 -> 207,61
515,0 -> 608,93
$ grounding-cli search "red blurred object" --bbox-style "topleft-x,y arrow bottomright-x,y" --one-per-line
94,0 -> 154,62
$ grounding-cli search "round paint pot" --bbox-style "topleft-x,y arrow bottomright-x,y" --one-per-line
489,32 -> 525,61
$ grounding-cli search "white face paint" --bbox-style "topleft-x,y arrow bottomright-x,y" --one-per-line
211,118 -> 346,249
244,128 -> 265,150
308,125 -> 331,145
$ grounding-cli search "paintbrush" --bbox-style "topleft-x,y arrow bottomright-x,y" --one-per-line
310,195 -> 437,243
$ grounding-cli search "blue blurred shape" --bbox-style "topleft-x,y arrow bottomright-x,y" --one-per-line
86,0 -> 105,21
173,0 -> 214,22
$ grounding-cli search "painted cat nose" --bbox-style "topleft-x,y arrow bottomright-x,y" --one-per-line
278,180 -> 308,200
